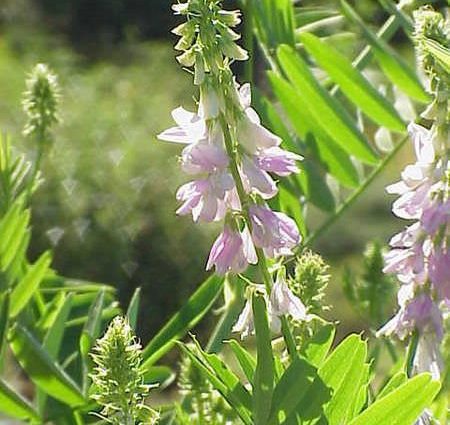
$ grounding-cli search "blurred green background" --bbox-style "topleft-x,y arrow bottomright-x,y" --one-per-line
0,0 -> 421,342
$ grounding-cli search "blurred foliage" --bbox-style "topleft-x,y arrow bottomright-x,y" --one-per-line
0,33 -> 218,342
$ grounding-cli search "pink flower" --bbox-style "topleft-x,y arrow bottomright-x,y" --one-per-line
413,332 -> 444,380
255,147 -> 302,176
181,142 -> 229,174
240,155 -> 277,199
270,276 -> 308,321
206,225 -> 257,275
421,197 -> 450,235
236,84 -> 281,153
249,204 -> 300,258
383,246 -> 425,284
377,292 -> 443,341
158,107 -> 207,144
428,248 -> 450,300
176,172 -> 234,222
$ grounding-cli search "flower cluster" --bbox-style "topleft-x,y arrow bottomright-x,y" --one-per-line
233,271 -> 310,339
90,316 -> 159,424
158,0 -> 302,275
22,63 -> 60,143
379,123 -> 448,379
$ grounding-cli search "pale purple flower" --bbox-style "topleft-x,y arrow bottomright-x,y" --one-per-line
158,107 -> 206,144
413,332 -> 444,380
377,291 -> 443,341
389,222 -> 421,248
232,299 -> 254,339
255,147 -> 302,176
421,196 -> 450,235
206,225 -> 257,275
428,248 -> 450,300
176,172 -> 234,222
270,276 -> 308,321
236,84 -> 281,153
249,204 -> 300,258
240,155 -> 277,199
232,276 -> 308,339
181,142 -> 229,174
383,246 -> 425,284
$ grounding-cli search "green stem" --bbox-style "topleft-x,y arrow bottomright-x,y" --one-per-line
243,0 -> 254,84
405,329 -> 419,378
218,113 -> 297,358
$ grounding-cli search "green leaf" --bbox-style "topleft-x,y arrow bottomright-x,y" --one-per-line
268,357 -> 322,425
142,275 -> 224,368
0,292 -> 9,362
297,160 -> 336,212
43,293 -> 74,360
324,336 -> 368,424
268,71 -> 360,189
9,324 -> 85,407
278,185 -> 307,238
10,251 -> 52,317
277,44 -> 377,164
423,38 -> 450,74
252,293 -> 275,425
143,365 -> 176,389
80,289 -> 105,358
301,323 -> 335,367
299,32 -> 405,132
228,339 -> 256,383
38,293 -> 74,414
0,378 -> 40,421
377,372 -> 407,399
126,287 -> 141,330
349,374 -> 440,425
179,343 -> 253,425
341,1 -> 429,103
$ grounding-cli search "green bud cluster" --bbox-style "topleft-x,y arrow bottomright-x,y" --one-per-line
90,316 -> 159,425
413,7 -> 449,86
22,63 -> 60,143
289,251 -> 330,316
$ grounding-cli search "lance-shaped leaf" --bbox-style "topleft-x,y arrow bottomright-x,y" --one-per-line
268,71 -> 360,189
126,286 -> 141,330
144,365 -> 176,389
299,32 -> 405,132
142,275 -> 224,368
80,289 -> 105,358
9,324 -> 85,407
228,339 -> 256,383
179,343 -> 253,425
341,1 -> 429,103
10,251 -> 52,317
423,38 -> 450,74
349,374 -> 440,425
0,378 -> 40,421
277,44 -> 377,164
252,293 -> 275,425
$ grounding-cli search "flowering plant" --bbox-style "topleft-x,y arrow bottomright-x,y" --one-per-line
0,1 -> 448,425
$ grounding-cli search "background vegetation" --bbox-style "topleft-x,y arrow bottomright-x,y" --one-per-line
0,0 -> 432,343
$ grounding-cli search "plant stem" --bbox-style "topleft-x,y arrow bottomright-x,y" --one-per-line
218,113 -> 297,358
405,329 -> 419,377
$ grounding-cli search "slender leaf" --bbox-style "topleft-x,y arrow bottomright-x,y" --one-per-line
300,32 -> 405,132
0,378 -> 40,421
423,38 -> 450,74
127,287 -> 141,330
80,289 -> 105,358
341,1 -> 429,102
252,293 -> 275,425
143,366 -> 176,389
377,372 -> 407,399
142,275 -> 224,368
10,251 -> 52,317
228,339 -> 256,383
9,324 -> 85,406
179,343 -> 253,425
349,374 -> 440,425
277,44 -> 378,164
301,324 -> 335,367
